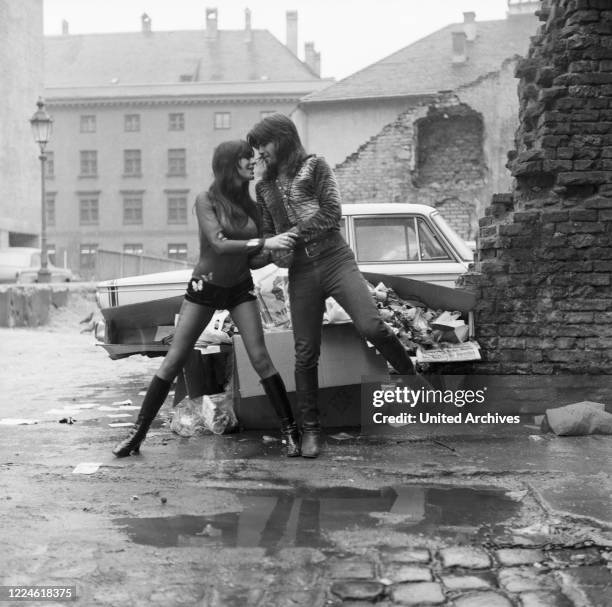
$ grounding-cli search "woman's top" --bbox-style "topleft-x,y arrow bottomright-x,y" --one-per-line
255,155 -> 342,243
192,191 -> 260,287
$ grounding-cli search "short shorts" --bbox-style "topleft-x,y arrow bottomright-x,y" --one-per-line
184,275 -> 256,309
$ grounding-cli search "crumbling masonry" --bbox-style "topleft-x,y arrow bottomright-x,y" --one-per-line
465,0 -> 612,375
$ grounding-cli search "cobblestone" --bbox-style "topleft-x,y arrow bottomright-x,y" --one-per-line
329,580 -> 385,601
383,564 -> 432,583
495,548 -> 545,566
453,590 -> 513,607
381,548 -> 431,564
439,546 -> 492,569
329,559 -> 376,580
441,574 -> 493,590
498,567 -> 555,593
518,590 -> 574,607
390,581 -> 445,605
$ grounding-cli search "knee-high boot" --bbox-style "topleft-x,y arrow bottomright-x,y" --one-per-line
295,368 -> 321,458
112,375 -> 172,457
261,373 -> 300,457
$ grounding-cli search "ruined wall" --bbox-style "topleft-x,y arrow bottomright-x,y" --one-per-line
470,0 -> 612,374
335,100 -> 487,240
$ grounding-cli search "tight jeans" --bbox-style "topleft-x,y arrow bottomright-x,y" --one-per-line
288,232 -> 414,378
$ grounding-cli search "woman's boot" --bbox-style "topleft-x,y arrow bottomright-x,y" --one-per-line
112,375 -> 172,457
295,368 -> 321,458
261,373 -> 300,457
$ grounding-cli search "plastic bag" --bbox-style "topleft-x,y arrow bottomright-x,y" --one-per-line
324,297 -> 351,324
253,267 -> 291,329
170,392 -> 238,437
199,310 -> 233,345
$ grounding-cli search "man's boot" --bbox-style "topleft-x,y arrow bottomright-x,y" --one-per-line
112,375 -> 172,457
261,373 -> 300,457
295,368 -> 321,458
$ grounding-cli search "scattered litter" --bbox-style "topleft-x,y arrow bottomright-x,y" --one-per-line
0,418 -> 38,425
72,462 -> 101,474
195,524 -> 222,538
262,435 -> 279,444
106,413 -> 132,418
329,432 -> 355,441
543,401 -> 612,436
529,435 -> 544,441
59,417 -> 76,424
131,495 -> 139,501
112,399 -> 133,407
138,391 -> 147,396
108,422 -> 135,428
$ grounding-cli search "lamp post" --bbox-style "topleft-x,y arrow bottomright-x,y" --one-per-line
30,97 -> 53,283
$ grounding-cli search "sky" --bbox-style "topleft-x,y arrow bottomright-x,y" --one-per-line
43,0 -> 514,81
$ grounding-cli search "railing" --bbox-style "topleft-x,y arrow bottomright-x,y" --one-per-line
86,249 -> 190,281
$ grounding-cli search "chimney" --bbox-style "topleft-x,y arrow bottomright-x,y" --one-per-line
463,11 -> 476,42
141,13 -> 152,34
452,31 -> 467,64
507,0 -> 541,16
244,7 -> 252,43
61,19 -> 69,35
304,42 -> 321,76
286,11 -> 298,56
206,7 -> 218,38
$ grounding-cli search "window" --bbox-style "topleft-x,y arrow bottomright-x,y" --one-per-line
45,151 -> 54,178
45,192 -> 56,227
354,217 -> 417,262
80,115 -> 96,133
124,114 -> 140,132
79,243 -> 98,272
123,149 -> 142,176
122,193 -> 143,225
417,218 -> 451,260
214,112 -> 231,129
260,111 -> 276,119
123,243 -> 143,255
168,149 -> 186,176
79,150 -> 98,177
79,194 -> 99,225
169,113 -> 185,131
167,243 -> 187,260
167,193 -> 188,224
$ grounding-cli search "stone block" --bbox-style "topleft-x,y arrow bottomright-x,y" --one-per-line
495,549 -> 544,567
498,568 -> 555,593
518,590 -> 574,607
383,565 -> 432,583
439,547 -> 491,570
454,591 -> 513,607
390,582 -> 445,605
329,559 -> 375,580
381,548 -> 431,564
441,575 -> 493,591
330,580 -> 384,601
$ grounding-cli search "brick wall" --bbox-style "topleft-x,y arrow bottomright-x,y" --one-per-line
468,0 -> 612,374
335,99 -> 486,240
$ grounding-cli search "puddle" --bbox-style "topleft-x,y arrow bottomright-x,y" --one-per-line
114,484 -> 520,550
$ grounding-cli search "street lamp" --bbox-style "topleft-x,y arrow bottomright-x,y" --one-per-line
30,97 -> 54,283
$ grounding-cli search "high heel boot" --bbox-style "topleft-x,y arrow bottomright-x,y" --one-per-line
261,373 -> 300,457
112,375 -> 172,457
295,368 -> 321,458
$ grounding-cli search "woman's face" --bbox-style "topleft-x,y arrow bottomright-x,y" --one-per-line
236,155 -> 255,182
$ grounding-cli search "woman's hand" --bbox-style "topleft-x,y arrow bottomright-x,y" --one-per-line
264,232 -> 297,251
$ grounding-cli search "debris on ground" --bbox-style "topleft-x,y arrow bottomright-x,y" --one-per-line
542,401 -> 612,436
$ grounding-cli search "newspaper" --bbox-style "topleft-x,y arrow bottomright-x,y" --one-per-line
416,341 -> 481,363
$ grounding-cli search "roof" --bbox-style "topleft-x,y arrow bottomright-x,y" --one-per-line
44,29 -> 320,88
302,14 -> 539,103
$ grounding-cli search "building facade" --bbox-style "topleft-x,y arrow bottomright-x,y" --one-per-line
0,0 -> 44,248
44,9 -> 329,277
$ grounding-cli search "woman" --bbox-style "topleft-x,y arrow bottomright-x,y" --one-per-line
112,140 -> 299,458
247,114 -> 416,459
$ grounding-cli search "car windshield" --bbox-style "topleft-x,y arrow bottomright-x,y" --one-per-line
431,212 -> 474,262
0,251 -> 35,266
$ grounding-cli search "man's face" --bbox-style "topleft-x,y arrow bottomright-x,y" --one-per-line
257,141 -> 278,170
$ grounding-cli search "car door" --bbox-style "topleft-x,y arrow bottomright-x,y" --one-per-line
347,213 -> 469,288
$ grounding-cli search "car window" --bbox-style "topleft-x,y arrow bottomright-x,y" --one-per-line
417,219 -> 451,260
354,217 -> 418,262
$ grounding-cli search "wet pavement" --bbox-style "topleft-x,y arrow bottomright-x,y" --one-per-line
0,327 -> 611,606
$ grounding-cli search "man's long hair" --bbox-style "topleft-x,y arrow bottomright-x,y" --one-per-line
246,113 -> 307,180
207,140 -> 260,231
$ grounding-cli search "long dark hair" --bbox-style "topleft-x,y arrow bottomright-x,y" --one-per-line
246,113 -> 307,180
207,140 -> 259,231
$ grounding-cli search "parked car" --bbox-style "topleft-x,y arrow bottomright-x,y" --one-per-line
0,247 -> 76,283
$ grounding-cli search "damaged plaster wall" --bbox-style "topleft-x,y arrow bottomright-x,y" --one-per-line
465,0 -> 612,375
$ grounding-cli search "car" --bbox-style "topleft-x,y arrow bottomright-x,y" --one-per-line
0,247 -> 76,283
